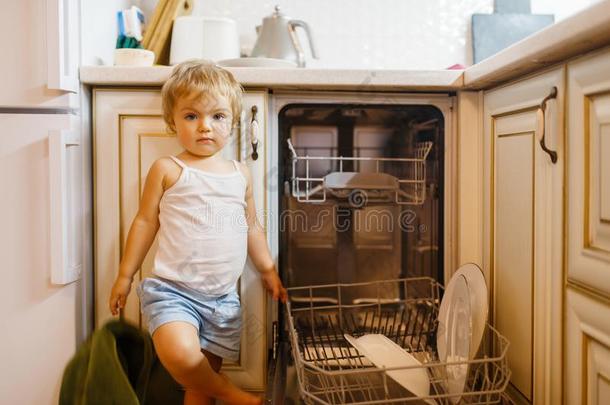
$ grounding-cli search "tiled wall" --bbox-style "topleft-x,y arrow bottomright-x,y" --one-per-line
196,0 -> 492,69
82,0 -> 133,65
120,0 -> 602,69
192,0 -> 601,69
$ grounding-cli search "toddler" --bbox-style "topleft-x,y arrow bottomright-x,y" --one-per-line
109,60 -> 287,405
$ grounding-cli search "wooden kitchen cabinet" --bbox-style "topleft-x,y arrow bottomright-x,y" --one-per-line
93,88 -> 269,391
565,46 -> 610,405
482,68 -> 564,404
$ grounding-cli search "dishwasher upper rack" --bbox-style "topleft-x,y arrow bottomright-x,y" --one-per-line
286,277 -> 511,405
286,139 -> 433,206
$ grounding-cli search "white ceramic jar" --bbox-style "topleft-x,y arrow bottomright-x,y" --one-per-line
170,16 -> 240,65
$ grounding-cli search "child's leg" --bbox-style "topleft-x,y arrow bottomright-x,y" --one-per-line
152,321 -> 261,405
184,350 -> 222,405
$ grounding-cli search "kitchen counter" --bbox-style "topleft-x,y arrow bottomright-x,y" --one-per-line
464,0 -> 610,89
80,0 -> 610,91
79,66 -> 464,91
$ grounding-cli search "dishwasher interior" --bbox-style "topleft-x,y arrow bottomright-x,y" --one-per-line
267,102 -> 511,404
271,103 -> 446,404
278,104 -> 445,295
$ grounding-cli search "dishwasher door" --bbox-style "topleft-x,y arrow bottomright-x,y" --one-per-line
265,340 -> 290,404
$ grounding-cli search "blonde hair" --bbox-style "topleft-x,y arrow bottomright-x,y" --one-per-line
161,60 -> 243,132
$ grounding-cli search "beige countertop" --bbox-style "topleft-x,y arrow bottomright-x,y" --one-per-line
80,0 -> 610,91
463,0 -> 610,89
79,66 -> 464,91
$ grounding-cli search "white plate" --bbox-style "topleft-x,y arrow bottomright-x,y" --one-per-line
344,334 -> 432,401
437,274 -> 472,404
437,276 -> 454,362
454,263 -> 488,358
216,57 -> 298,68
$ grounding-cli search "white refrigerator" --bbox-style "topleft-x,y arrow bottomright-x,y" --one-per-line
0,0 -> 93,404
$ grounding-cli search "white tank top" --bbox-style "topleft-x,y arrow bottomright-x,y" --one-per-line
152,155 -> 248,295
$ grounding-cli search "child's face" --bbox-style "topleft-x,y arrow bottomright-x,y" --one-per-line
172,92 -> 234,158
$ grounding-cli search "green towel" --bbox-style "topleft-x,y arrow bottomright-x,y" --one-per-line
59,320 -> 184,405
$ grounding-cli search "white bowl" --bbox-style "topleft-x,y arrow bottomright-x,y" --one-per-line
114,48 -> 155,66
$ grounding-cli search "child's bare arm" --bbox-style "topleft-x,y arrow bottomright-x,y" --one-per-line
117,159 -> 167,279
242,164 -> 273,272
241,163 -> 287,302
109,159 -> 168,314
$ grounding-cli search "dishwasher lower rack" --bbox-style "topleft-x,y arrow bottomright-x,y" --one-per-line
286,278 -> 510,404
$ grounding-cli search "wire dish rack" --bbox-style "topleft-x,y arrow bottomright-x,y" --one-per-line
286,278 -> 511,404
287,139 -> 433,206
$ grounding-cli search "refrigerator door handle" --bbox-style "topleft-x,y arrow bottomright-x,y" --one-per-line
47,0 -> 79,92
49,128 -> 82,284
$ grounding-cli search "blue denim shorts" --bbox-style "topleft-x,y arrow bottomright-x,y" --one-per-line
136,276 -> 242,362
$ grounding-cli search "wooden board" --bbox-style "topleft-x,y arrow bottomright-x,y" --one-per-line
143,0 -> 193,65
142,0 -> 169,49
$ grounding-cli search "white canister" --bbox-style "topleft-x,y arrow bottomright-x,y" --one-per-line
170,16 -> 240,65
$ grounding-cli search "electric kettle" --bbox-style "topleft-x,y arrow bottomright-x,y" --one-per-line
250,6 -> 318,67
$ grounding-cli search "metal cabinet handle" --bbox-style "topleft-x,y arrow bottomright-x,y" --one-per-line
250,105 -> 259,160
538,86 -> 558,164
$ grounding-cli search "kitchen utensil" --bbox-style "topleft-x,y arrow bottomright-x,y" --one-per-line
437,274 -> 472,404
472,0 -> 553,63
250,5 -> 318,67
343,334 -> 432,401
115,6 -> 145,49
454,263 -> 488,358
216,57 -> 297,68
170,16 -> 239,65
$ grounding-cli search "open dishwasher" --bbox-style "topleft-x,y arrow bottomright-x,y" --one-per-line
266,100 -> 510,404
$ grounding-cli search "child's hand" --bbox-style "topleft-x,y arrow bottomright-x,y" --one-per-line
109,275 -> 133,315
261,270 -> 288,303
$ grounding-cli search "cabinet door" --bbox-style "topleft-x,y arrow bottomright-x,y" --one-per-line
94,88 -> 268,391
483,68 -> 564,404
566,47 -> 610,298
565,47 -> 610,405
565,289 -> 610,405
